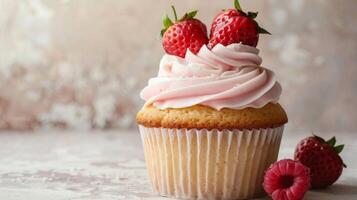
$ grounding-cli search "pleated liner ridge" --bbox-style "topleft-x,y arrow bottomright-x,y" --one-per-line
139,125 -> 284,200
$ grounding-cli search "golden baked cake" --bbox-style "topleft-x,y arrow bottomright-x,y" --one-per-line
137,103 -> 287,130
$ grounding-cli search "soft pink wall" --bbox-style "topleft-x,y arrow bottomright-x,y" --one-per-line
0,0 -> 356,132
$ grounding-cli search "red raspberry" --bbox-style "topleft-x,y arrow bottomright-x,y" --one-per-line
161,7 -> 208,58
263,159 -> 310,200
294,135 -> 346,189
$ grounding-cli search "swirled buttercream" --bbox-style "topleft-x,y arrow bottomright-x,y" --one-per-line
140,43 -> 282,110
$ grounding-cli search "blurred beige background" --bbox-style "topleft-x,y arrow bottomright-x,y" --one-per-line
0,0 -> 356,132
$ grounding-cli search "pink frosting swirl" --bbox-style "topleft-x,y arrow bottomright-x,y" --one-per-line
141,43 -> 282,110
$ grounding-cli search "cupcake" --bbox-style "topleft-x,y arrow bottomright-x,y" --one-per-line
137,2 -> 287,199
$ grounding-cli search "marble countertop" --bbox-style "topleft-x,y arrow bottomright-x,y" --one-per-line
0,130 -> 356,200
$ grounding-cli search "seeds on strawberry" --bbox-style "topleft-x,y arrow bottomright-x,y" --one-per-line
161,6 -> 208,58
209,16 -> 259,48
210,9 -> 242,38
294,135 -> 346,189
208,0 -> 270,49
263,159 -> 310,200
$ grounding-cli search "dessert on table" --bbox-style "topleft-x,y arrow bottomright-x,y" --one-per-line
136,1 -> 288,199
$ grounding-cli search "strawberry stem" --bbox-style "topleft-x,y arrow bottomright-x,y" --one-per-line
171,5 -> 178,22
160,6 -> 199,37
232,0 -> 271,35
247,11 -> 258,19
234,0 -> 242,11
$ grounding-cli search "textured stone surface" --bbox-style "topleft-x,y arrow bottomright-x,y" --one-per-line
0,0 -> 356,132
0,131 -> 356,199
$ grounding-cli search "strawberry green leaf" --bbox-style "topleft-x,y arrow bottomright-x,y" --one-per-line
160,29 -> 166,37
161,14 -> 174,37
334,144 -> 345,154
163,14 -> 173,28
326,136 -> 336,147
234,0 -> 242,11
258,26 -> 271,35
247,12 -> 258,19
187,10 -> 198,19
180,10 -> 198,21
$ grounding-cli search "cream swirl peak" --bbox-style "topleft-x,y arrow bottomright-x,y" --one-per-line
141,43 -> 282,110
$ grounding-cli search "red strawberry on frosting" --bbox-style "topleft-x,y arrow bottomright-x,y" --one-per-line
210,9 -> 242,39
294,135 -> 346,189
161,6 -> 208,58
208,0 -> 270,49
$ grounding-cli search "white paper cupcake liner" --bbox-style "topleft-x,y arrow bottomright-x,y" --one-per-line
139,125 -> 284,200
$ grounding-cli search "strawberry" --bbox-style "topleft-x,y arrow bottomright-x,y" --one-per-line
161,6 -> 208,58
208,0 -> 270,49
263,159 -> 310,200
209,9 -> 242,38
294,135 -> 346,189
